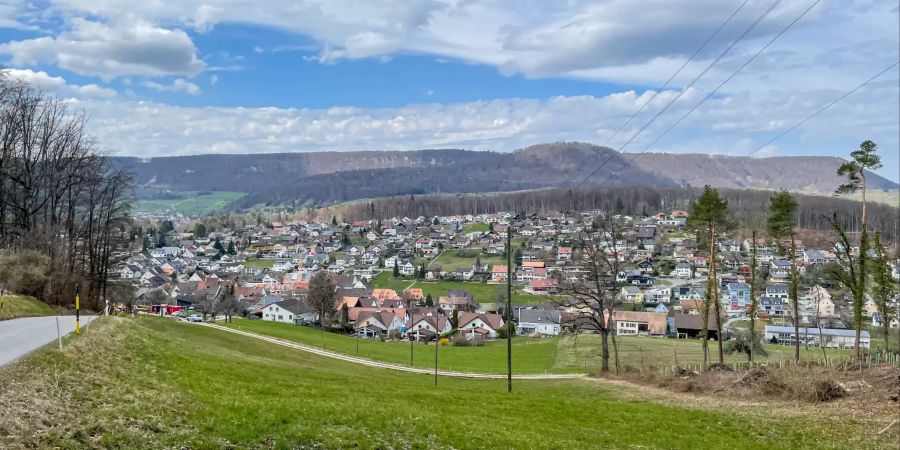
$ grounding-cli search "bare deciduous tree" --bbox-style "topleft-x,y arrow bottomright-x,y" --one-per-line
556,214 -> 627,373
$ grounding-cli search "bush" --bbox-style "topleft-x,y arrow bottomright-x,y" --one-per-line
0,250 -> 50,298
438,338 -> 449,346
451,334 -> 484,347
456,249 -> 480,258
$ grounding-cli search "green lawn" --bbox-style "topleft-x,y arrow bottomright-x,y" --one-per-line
0,294 -> 55,320
224,319 -> 564,374
432,248 -> 506,271
133,191 -> 246,217
370,272 -> 553,305
461,222 -> 490,233
226,320 -> 856,375
243,257 -> 275,269
2,316 -> 893,448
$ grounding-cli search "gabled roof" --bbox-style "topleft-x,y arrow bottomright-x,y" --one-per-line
274,298 -> 314,315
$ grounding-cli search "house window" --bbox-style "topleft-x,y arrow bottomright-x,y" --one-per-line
278,315 -> 283,320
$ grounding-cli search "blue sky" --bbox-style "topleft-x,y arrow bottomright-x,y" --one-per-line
0,0 -> 897,182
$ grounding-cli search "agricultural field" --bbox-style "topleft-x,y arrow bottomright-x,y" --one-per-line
0,294 -> 56,320
1,316 -> 892,449
369,272 -> 551,305
225,320 -> 855,375
133,191 -> 246,217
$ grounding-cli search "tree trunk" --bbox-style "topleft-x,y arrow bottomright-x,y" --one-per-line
710,226 -> 724,363
791,233 -> 800,362
600,329 -> 610,372
749,229 -> 758,362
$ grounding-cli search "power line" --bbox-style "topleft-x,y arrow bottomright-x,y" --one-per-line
597,0 -> 752,150
576,0 -> 784,187
743,60 -> 899,157
599,59 -> 898,190
634,0 -> 823,155
592,0 -> 822,189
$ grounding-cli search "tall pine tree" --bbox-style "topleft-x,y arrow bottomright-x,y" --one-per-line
767,191 -> 800,362
686,185 -> 730,367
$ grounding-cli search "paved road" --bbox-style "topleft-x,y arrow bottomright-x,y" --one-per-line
203,323 -> 586,380
0,316 -> 95,367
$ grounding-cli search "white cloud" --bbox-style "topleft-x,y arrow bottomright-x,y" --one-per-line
209,74 -> 218,85
0,18 -> 205,80
143,78 -> 201,95
3,68 -> 117,98
66,79 -> 896,179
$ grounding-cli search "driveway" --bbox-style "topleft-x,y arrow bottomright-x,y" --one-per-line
0,316 -> 95,367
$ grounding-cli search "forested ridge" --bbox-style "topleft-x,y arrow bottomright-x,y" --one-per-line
112,142 -> 898,208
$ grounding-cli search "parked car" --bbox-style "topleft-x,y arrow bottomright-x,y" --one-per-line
188,314 -> 203,323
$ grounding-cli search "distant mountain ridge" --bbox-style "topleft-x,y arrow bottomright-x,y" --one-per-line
111,142 -> 898,208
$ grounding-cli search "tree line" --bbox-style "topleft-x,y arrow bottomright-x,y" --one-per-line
319,186 -> 897,244
0,73 -> 132,309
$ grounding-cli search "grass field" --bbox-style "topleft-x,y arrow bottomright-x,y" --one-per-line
243,257 -> 275,269
370,272 -> 552,305
0,294 -> 55,320
461,222 -> 490,233
432,248 -> 506,271
133,191 -> 246,217
224,319 -> 566,374
225,320 -> 855,375
2,316 -> 893,449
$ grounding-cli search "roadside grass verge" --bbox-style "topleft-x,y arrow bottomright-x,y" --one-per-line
2,316 -> 892,449
0,295 -> 56,320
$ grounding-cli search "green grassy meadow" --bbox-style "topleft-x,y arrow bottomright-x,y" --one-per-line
225,319 -> 855,374
461,222 -> 490,233
224,319 -> 565,374
133,191 -> 246,217
432,248 -> 507,271
0,294 -> 55,320
1,316 -> 892,449
243,257 -> 275,269
370,271 -> 551,305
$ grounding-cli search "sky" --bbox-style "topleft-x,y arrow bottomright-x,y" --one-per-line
0,0 -> 898,182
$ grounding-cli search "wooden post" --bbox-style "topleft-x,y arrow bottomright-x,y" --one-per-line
56,316 -> 62,351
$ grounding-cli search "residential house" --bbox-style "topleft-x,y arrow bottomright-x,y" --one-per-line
262,298 -> 316,324
674,263 -> 692,278
438,290 -> 476,312
355,310 -> 405,338
611,311 -> 667,336
491,265 -> 508,283
516,309 -> 561,336
457,312 -> 504,339
619,286 -> 644,303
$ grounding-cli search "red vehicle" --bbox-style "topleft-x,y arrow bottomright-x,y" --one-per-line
149,304 -> 184,316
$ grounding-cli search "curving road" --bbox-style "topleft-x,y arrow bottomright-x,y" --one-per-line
0,316 -> 94,367
202,322 -> 586,380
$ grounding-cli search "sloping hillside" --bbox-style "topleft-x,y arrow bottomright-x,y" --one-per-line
627,152 -> 898,192
111,142 -> 897,208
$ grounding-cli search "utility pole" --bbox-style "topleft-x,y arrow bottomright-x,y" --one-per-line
434,330 -> 439,386
506,216 -> 513,393
75,286 -> 81,335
